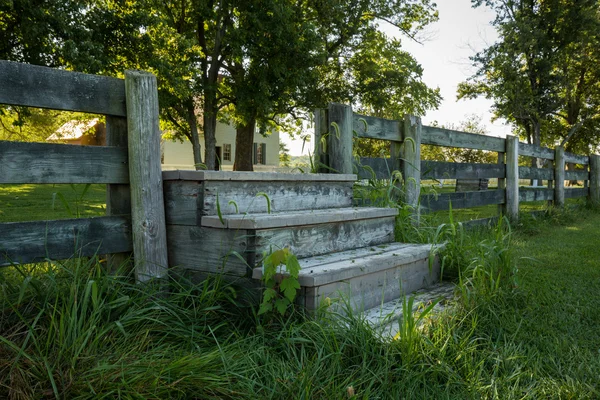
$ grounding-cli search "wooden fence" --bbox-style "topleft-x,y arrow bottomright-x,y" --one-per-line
315,103 -> 600,221
0,60 -> 168,282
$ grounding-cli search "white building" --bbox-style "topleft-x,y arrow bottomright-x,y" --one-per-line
161,121 -> 279,170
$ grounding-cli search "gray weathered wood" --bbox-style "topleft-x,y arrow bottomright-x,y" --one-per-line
564,152 -> 589,165
0,216 -> 132,266
0,60 -> 126,116
125,70 -> 168,282
589,155 -> 600,206
505,135 -> 519,220
455,179 -> 489,192
519,188 -> 554,202
313,108 -> 329,172
401,115 -> 421,216
421,161 -> 505,180
163,180 -> 203,225
163,170 -> 357,182
518,166 -> 554,181
518,142 -> 555,160
352,113 -> 401,141
554,146 -> 565,207
421,189 -> 505,212
497,152 -> 505,215
327,103 -> 354,174
0,140 -> 129,184
356,157 -> 393,179
421,125 -> 505,152
565,188 -> 589,199
105,116 -> 132,271
564,170 -> 589,181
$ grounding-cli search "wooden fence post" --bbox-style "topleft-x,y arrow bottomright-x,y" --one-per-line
497,151 -> 505,215
401,115 -> 421,220
313,108 -> 328,172
106,116 -> 132,272
554,146 -> 565,207
505,135 -> 519,221
326,103 -> 354,175
124,70 -> 168,283
589,155 -> 600,206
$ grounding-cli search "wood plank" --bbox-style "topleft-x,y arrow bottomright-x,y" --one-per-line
505,135 -> 519,219
327,103 -> 354,174
352,113 -> 401,141
519,188 -> 553,202
421,189 -> 505,212
590,155 -> 600,206
518,166 -> 554,180
421,161 -> 505,180
564,152 -> 588,165
565,188 -> 589,199
421,125 -> 505,152
554,147 -> 565,207
314,108 -> 329,172
356,157 -> 393,180
0,140 -> 129,184
402,116 -> 421,216
125,70 -> 168,282
163,180 -> 203,225
0,216 -> 132,266
0,60 -> 126,116
518,143 -> 555,160
565,170 -> 589,181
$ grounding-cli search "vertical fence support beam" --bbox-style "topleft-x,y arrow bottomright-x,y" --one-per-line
589,155 -> 600,206
505,135 -> 519,221
106,116 -> 132,272
327,103 -> 354,175
313,108 -> 328,173
497,151 -> 505,216
401,115 -> 421,222
554,146 -> 565,207
125,70 -> 168,283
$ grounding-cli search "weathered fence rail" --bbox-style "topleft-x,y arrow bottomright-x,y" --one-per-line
0,60 -> 167,282
316,103 -> 600,221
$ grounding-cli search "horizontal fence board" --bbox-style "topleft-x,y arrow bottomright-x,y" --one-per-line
518,143 -> 555,160
519,188 -> 553,202
352,113 -> 401,141
0,141 -> 129,184
421,126 -> 505,152
421,161 -> 505,180
518,166 -> 554,180
0,216 -> 132,266
421,189 -> 505,211
564,152 -> 589,165
565,170 -> 589,181
565,188 -> 589,198
0,60 -> 126,116
356,157 -> 395,179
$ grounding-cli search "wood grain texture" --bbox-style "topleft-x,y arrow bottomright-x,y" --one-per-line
564,170 -> 589,181
565,188 -> 589,199
0,216 -> 132,266
0,140 -> 128,184
519,188 -> 554,202
166,226 -> 251,276
421,161 -> 505,180
125,70 -> 168,282
421,189 -> 505,212
589,155 -> 600,205
352,113 -> 401,141
356,157 -> 394,180
518,166 -> 554,180
402,115 -> 421,213
518,143 -> 555,160
327,103 -> 354,174
505,135 -> 519,220
554,147 -> 565,207
0,60 -> 126,116
421,125 -> 505,152
201,181 -> 353,216
313,108 -> 329,172
163,180 -> 202,225
564,152 -> 589,165
163,170 -> 357,182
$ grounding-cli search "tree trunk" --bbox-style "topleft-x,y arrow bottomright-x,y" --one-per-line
203,89 -> 218,170
185,101 -> 203,170
234,118 -> 255,171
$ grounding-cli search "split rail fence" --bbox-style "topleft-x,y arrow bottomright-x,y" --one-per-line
315,103 -> 600,222
0,60 -> 168,282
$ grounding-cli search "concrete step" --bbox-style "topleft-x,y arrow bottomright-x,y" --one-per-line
362,282 -> 455,339
163,171 -> 357,225
167,207 -> 398,277
252,242 -> 442,312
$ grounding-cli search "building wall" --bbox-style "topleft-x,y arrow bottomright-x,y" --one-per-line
162,121 -> 279,170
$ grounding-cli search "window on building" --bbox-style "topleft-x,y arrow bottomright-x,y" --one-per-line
253,143 -> 267,164
223,144 -> 231,161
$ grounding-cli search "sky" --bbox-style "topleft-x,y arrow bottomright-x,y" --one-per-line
281,0 -> 514,156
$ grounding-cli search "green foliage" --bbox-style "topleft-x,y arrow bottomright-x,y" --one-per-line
54,184 -> 92,218
258,248 -> 301,316
278,141 -> 292,167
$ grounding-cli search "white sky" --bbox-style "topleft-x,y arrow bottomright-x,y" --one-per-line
282,0 -> 514,156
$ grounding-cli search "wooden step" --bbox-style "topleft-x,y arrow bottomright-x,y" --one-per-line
163,171 -> 357,225
252,243 -> 442,312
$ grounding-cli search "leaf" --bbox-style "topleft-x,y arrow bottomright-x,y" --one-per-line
263,288 -> 277,303
274,298 -> 289,315
284,252 -> 301,277
280,277 -> 300,302
258,302 -> 273,315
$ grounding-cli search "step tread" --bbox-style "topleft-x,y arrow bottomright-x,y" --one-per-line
252,242 -> 440,287
202,207 -> 399,230
163,170 -> 357,182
